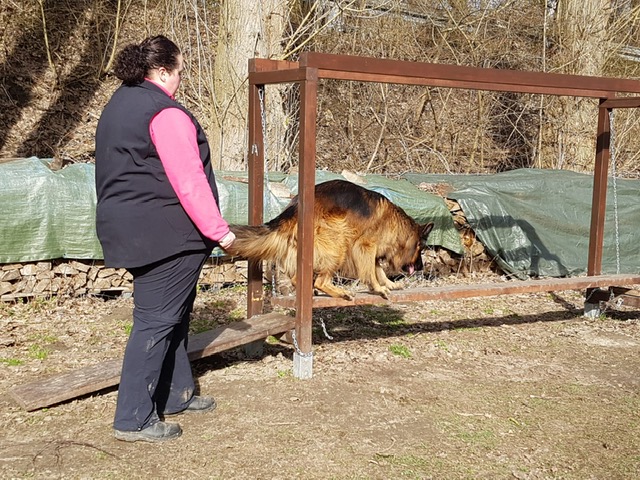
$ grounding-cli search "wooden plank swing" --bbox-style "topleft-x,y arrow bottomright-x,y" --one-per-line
8,52 -> 640,411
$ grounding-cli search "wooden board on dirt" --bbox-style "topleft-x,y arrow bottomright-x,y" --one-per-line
8,312 -> 295,412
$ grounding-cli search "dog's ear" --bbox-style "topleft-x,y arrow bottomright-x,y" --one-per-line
419,222 -> 434,246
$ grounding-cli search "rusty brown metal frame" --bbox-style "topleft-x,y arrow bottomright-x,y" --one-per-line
247,52 -> 640,359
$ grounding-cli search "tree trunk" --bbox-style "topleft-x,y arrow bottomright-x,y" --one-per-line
212,0 -> 287,171
553,0 -> 613,170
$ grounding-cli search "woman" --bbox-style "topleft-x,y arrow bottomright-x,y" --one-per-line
95,35 -> 235,443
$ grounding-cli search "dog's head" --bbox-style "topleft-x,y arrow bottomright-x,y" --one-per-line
388,222 -> 434,275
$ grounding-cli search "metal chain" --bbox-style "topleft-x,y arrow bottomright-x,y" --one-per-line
609,110 -> 621,275
257,86 -> 281,298
289,314 -> 335,357
291,329 -> 313,358
319,316 -> 334,340
258,86 -> 268,166
590,109 -> 622,314
585,109 -> 623,314
270,264 -> 278,297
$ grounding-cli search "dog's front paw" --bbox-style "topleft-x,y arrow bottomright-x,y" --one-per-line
371,286 -> 391,299
342,292 -> 355,301
387,280 -> 402,290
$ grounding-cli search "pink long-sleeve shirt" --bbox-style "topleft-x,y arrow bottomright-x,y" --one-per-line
147,81 -> 230,243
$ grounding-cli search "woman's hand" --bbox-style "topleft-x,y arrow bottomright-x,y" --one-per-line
218,231 -> 236,250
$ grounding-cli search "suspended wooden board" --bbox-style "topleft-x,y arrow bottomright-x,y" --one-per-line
8,312 -> 295,412
270,274 -> 640,309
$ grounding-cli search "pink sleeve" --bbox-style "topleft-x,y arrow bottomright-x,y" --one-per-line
149,108 -> 230,242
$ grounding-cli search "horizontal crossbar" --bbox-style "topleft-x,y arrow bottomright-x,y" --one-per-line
248,52 -> 640,98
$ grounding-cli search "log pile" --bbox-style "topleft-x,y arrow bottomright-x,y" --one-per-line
0,258 -> 249,302
0,261 -> 116,301
417,182 -> 496,277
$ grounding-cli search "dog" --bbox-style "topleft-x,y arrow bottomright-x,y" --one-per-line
225,179 -> 434,300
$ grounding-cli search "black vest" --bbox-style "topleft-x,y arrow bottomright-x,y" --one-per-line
95,80 -> 219,268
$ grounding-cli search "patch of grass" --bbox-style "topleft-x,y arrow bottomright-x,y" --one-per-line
28,344 -> 50,360
439,415 -> 500,452
372,451 -> 487,479
191,296 -> 243,333
389,344 -> 412,358
29,333 -> 58,344
434,339 -> 450,351
26,296 -> 59,313
95,451 -> 111,461
620,395 -> 640,412
25,333 -> 58,361
0,358 -> 24,366
525,395 -> 552,409
0,302 -> 14,317
227,284 -> 247,293
362,305 -> 406,327
564,382 -> 589,395
276,369 -> 291,378
454,325 -> 481,332
374,452 -> 431,468
228,308 -> 245,321
190,320 -> 216,335
205,299 -> 230,309
457,428 -> 497,447
372,453 -> 460,478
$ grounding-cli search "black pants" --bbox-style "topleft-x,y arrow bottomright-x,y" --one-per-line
113,250 -> 210,431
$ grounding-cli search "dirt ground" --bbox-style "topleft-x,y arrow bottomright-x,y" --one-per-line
1,275 -> 639,480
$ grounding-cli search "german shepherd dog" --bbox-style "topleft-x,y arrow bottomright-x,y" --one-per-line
226,179 -> 434,300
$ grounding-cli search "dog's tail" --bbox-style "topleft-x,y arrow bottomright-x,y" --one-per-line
225,224 -> 293,263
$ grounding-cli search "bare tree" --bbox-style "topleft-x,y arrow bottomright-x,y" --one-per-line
551,0 -> 614,170
211,1 -> 287,171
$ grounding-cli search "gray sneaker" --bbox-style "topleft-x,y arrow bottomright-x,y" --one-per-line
114,421 -> 182,443
164,395 -> 217,416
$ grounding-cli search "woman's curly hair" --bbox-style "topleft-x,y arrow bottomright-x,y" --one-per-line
113,35 -> 181,86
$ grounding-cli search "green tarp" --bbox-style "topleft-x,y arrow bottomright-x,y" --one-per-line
404,169 -> 640,279
3,159 -> 637,278
0,158 -> 102,263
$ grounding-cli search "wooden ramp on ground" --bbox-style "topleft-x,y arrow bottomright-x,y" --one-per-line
8,312 -> 294,412
270,274 -> 640,308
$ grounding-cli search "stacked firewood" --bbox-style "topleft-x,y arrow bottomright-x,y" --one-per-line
417,182 -> 495,277
0,261 -> 132,301
0,258 -> 249,301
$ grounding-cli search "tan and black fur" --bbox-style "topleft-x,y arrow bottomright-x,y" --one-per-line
226,179 -> 434,300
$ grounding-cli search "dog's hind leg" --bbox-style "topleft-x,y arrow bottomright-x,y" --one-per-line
314,273 -> 354,301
